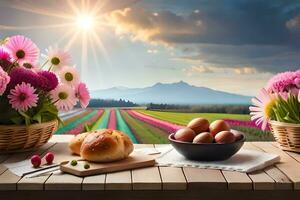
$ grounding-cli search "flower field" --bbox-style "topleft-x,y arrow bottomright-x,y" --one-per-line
55,108 -> 274,143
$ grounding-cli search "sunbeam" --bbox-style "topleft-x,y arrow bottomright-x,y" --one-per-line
0,23 -> 74,30
7,3 -> 74,19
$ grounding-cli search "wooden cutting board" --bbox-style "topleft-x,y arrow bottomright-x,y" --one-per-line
60,153 -> 156,177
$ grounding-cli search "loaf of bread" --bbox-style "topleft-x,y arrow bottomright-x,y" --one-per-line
80,129 -> 134,162
69,131 -> 90,155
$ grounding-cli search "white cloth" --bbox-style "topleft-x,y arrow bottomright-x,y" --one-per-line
156,148 -> 280,173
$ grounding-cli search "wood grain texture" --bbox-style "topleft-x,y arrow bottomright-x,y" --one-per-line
17,139 -> 76,190
44,142 -> 83,190
154,144 -> 187,190
132,166 -> 162,190
253,142 -> 300,190
105,171 -> 132,190
82,174 -> 106,190
222,171 -> 252,190
159,167 -> 187,190
243,142 -> 278,190
0,142 -> 54,191
250,142 -> 293,190
45,172 -> 83,190
183,167 -> 227,190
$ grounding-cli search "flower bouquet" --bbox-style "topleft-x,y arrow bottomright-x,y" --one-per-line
0,35 -> 90,152
250,70 -> 300,153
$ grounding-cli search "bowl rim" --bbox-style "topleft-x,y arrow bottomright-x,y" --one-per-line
168,130 -> 246,145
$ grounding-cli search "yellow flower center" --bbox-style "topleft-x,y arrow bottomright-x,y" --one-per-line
65,72 -> 73,82
264,98 -> 277,118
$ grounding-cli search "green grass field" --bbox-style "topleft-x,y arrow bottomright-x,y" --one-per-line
121,110 -> 169,144
138,110 -> 250,125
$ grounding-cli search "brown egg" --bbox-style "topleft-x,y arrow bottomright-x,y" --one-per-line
215,131 -> 236,144
187,118 -> 209,134
209,120 -> 230,137
174,128 -> 196,142
231,130 -> 244,141
193,132 -> 214,144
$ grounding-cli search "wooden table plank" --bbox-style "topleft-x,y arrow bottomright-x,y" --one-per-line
105,171 -> 132,190
131,144 -> 161,190
154,144 -> 187,190
44,141 -> 83,190
222,171 -> 253,190
45,171 -> 83,190
18,140 -> 78,190
243,143 -> 276,190
132,166 -> 162,190
0,142 -> 54,191
159,167 -> 187,190
250,142 -> 293,190
183,167 -> 227,190
220,143 -> 253,190
253,142 -> 300,190
82,174 -> 106,190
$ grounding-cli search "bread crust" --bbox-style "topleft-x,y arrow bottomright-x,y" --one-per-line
69,131 -> 90,155
80,129 -> 134,162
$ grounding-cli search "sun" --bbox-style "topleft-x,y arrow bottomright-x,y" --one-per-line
76,14 -> 94,30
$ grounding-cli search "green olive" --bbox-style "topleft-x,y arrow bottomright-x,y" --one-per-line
84,163 -> 90,169
70,160 -> 77,166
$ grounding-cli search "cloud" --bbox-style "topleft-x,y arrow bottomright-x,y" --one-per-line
106,7 -> 205,45
175,43 -> 300,73
107,1 -> 300,46
287,14 -> 300,32
183,65 -> 259,77
147,49 -> 158,54
183,66 -> 214,76
234,67 -> 258,75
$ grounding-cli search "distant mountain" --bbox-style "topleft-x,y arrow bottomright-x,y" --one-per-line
90,81 -> 252,104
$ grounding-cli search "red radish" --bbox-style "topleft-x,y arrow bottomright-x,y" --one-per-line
31,155 -> 41,168
45,152 -> 54,164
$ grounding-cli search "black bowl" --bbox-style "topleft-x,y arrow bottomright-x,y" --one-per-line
168,131 -> 245,161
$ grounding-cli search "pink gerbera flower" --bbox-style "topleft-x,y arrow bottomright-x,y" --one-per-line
0,46 -> 11,60
44,46 -> 71,71
75,82 -> 90,108
0,67 -> 10,95
50,84 -> 77,112
5,35 -> 39,64
249,88 -> 278,130
8,82 -> 38,112
59,66 -> 80,87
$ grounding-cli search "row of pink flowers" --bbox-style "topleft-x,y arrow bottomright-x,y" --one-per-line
107,109 -> 117,129
126,110 -> 184,133
64,109 -> 103,135
223,119 -> 270,131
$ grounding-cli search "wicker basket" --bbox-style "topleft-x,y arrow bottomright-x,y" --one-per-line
269,120 -> 300,153
0,120 -> 58,153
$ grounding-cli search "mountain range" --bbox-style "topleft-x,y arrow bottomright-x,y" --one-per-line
90,81 -> 252,105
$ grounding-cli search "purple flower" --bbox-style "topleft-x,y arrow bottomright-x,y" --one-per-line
8,67 -> 41,89
266,71 -> 295,93
38,71 -> 59,91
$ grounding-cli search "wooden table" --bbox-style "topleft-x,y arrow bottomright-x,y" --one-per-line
0,135 -> 299,200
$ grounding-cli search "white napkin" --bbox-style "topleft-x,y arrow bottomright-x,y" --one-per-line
4,160 -> 59,177
156,148 -> 280,173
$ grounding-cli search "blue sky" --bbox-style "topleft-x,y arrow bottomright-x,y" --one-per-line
0,0 -> 299,96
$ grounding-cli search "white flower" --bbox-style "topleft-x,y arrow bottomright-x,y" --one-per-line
59,66 -> 80,87
50,84 -> 77,112
44,46 -> 71,71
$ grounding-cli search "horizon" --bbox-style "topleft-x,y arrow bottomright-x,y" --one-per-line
90,80 -> 253,97
1,0 -> 299,96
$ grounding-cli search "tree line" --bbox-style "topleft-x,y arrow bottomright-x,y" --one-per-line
146,103 -> 250,114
